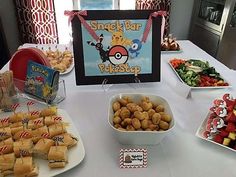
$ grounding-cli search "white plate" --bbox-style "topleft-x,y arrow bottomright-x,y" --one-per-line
196,112 -> 236,153
0,108 -> 85,177
18,44 -> 74,75
161,48 -> 183,54
168,60 -> 232,89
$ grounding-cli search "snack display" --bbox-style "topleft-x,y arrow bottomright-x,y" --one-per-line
0,71 -> 17,111
108,93 -> 175,145
44,47 -> 73,74
196,93 -> 236,152
161,34 -> 181,51
111,96 -> 172,131
0,104 -> 84,177
18,44 -> 74,75
169,58 -> 230,88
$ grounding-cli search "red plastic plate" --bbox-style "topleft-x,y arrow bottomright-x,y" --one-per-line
9,48 -> 50,81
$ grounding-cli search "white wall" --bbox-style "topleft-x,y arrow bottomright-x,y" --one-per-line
170,0 -> 195,39
0,0 -> 20,55
0,0 -> 195,55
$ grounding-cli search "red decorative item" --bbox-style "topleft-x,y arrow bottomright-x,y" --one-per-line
213,134 -> 223,144
226,122 -> 236,132
0,146 -> 7,153
27,101 -> 35,106
14,0 -> 58,44
11,103 -> 20,110
19,131 -> 30,138
0,117 -> 10,123
31,111 -> 40,116
41,132 -> 50,138
218,129 -> 229,137
136,0 -> 171,36
34,119 -> 42,125
226,112 -> 236,123
53,116 -> 62,122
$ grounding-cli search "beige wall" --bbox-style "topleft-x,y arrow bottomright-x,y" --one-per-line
0,0 -> 20,55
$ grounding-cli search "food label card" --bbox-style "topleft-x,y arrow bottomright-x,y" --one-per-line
24,60 -> 59,102
120,148 -> 147,168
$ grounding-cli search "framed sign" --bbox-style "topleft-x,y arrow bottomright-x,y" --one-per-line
70,10 -> 162,85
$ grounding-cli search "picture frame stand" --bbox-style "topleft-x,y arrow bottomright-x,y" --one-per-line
101,76 -> 142,92
102,78 -> 113,92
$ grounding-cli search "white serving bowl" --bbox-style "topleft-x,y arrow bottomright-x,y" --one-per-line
108,93 -> 175,145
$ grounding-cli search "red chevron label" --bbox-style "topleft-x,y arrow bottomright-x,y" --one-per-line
19,131 -> 30,138
0,117 -> 9,123
31,111 -> 40,116
120,148 -> 147,169
11,103 -> 20,110
0,146 -> 7,153
27,101 -> 35,106
34,119 -> 43,125
53,116 -> 62,122
41,133 -> 50,138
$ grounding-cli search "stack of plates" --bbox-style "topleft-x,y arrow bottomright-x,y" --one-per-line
9,48 -> 51,90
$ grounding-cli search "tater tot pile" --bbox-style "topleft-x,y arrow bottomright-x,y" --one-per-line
112,96 -> 172,131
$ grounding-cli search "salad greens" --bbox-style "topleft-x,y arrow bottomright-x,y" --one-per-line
176,63 -> 199,87
187,59 -> 209,70
175,59 -> 222,87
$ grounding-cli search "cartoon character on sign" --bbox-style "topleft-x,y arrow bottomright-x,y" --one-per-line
87,34 -> 109,63
129,39 -> 142,58
25,77 -> 36,94
42,84 -> 52,98
106,28 -> 132,47
35,76 -> 44,86
124,154 -> 132,163
108,45 -> 129,65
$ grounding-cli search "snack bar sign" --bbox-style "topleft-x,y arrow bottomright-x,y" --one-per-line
67,10 -> 164,85
91,20 -> 142,76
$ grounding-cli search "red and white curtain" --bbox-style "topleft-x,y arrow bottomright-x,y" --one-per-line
136,0 -> 171,36
14,0 -> 58,44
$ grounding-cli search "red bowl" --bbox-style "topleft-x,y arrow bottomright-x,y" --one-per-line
9,48 -> 50,90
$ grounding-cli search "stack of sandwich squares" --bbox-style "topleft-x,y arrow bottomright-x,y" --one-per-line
0,106 -> 78,176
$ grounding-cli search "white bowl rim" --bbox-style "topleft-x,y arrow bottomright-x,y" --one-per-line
108,93 -> 175,134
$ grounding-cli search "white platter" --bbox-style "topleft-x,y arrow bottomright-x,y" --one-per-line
18,44 -> 74,75
196,112 -> 236,153
168,60 -> 232,89
161,48 -> 183,54
0,108 -> 85,177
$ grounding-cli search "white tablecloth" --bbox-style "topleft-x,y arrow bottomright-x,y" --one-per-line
1,40 -> 236,177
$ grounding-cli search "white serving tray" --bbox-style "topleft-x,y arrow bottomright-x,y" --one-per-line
0,108 -> 85,177
196,112 -> 236,153
168,60 -> 232,89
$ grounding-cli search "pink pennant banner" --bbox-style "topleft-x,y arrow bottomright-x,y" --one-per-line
141,11 -> 166,44
64,10 -> 99,42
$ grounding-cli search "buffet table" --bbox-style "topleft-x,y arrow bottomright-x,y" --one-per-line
1,40 -> 236,177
